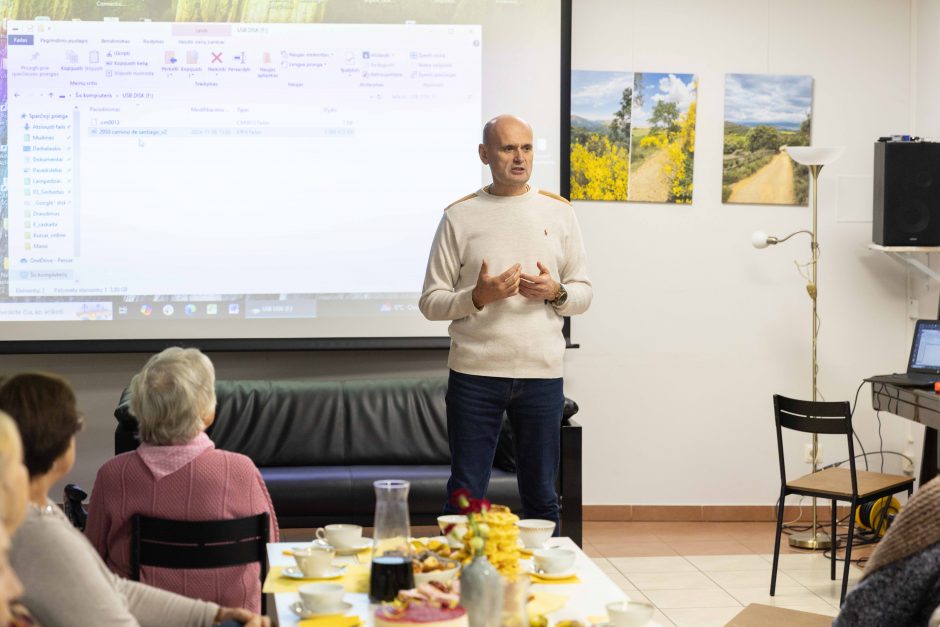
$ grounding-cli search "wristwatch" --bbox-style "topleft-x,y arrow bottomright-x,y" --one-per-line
548,284 -> 568,307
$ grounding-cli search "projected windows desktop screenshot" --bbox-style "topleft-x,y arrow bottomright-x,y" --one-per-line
0,19 -> 481,324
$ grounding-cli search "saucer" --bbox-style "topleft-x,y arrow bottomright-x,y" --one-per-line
314,538 -> 373,555
289,600 -> 353,618
530,567 -> 576,580
282,565 -> 346,580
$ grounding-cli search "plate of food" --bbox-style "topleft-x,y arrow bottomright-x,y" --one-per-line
412,550 -> 461,586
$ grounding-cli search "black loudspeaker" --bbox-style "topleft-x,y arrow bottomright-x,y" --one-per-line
873,141 -> 940,246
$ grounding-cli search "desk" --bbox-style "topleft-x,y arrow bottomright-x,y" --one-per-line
870,381 -> 940,485
266,539 -> 627,626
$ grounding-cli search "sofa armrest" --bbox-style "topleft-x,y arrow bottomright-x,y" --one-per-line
559,417 -> 582,547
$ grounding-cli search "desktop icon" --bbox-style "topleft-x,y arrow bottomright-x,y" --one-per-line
118,306 -> 128,315
228,303 -> 239,314
206,304 -> 218,315
140,304 -> 153,316
184,304 -> 197,316
162,304 -> 175,316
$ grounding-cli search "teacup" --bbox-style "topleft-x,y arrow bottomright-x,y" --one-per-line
606,600 -> 654,627
516,519 -> 555,549
437,514 -> 468,546
298,582 -> 345,612
532,548 -> 575,574
293,545 -> 336,578
315,524 -> 363,550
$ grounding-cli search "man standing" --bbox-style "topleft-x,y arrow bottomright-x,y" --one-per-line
419,114 -> 592,526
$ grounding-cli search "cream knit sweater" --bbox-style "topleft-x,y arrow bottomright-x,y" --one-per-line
419,186 -> 592,378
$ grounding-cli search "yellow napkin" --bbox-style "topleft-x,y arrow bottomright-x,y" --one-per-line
298,616 -> 360,627
528,572 -> 581,584
527,591 -> 568,615
586,615 -> 607,626
262,565 -> 370,594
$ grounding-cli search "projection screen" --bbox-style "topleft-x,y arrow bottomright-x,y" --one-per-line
0,0 -> 569,352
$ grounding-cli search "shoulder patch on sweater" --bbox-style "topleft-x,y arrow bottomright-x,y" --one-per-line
445,192 -> 477,211
538,189 -> 571,205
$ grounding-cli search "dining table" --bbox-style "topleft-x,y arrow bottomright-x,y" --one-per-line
264,537 -> 632,626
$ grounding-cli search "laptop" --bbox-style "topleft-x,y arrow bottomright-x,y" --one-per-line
867,319 -> 940,388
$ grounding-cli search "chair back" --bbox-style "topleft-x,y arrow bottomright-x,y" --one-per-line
773,395 -> 856,491
130,512 -> 269,611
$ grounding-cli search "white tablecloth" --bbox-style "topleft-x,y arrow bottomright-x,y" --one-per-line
267,538 -> 630,626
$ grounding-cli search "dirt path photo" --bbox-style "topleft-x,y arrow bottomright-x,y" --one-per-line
727,151 -> 796,204
628,148 -> 671,202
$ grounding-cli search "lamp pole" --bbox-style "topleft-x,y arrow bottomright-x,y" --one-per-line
752,146 -> 844,549
788,162 -> 832,550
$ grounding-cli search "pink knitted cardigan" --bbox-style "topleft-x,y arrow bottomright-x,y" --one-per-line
84,434 -> 279,613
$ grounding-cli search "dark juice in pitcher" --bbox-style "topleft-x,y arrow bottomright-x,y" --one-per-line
369,555 -> 415,602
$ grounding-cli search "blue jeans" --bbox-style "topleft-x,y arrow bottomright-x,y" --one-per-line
443,369 -> 564,526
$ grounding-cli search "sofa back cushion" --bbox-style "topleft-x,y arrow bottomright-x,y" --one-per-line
116,377 -> 515,468
342,378 -> 451,465
211,380 -> 348,466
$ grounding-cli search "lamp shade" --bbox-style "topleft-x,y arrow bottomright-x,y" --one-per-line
751,231 -> 771,249
784,146 -> 845,166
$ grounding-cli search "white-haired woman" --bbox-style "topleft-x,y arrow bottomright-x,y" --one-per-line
84,348 -> 278,613
1,372 -> 268,626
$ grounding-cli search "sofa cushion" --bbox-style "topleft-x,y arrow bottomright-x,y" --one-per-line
211,380 -> 347,466
342,379 -> 451,465
116,377 -> 516,469
262,465 -> 522,524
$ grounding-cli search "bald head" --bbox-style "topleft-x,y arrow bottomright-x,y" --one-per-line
482,115 -> 532,146
478,114 -> 534,196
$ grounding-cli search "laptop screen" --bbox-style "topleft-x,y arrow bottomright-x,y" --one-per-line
910,320 -> 940,373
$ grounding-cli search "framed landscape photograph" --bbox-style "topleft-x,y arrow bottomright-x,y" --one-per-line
722,73 -> 814,205
569,70 -> 634,201
626,72 -> 698,204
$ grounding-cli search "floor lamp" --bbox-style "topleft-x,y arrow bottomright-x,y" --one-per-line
752,145 -> 845,550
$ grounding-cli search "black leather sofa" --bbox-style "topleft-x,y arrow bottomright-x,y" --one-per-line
113,377 -> 583,546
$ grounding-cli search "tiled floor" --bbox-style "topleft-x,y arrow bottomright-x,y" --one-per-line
583,521 -> 867,626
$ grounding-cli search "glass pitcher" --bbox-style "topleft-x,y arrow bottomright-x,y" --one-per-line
368,479 -> 415,602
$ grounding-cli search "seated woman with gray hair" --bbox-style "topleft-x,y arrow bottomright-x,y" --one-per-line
1,371 -> 268,627
84,347 -> 279,614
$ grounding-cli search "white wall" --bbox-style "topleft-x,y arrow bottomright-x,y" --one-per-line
570,0 -> 918,505
912,3 -> 940,325
916,0 -> 940,140
0,0 -> 926,508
